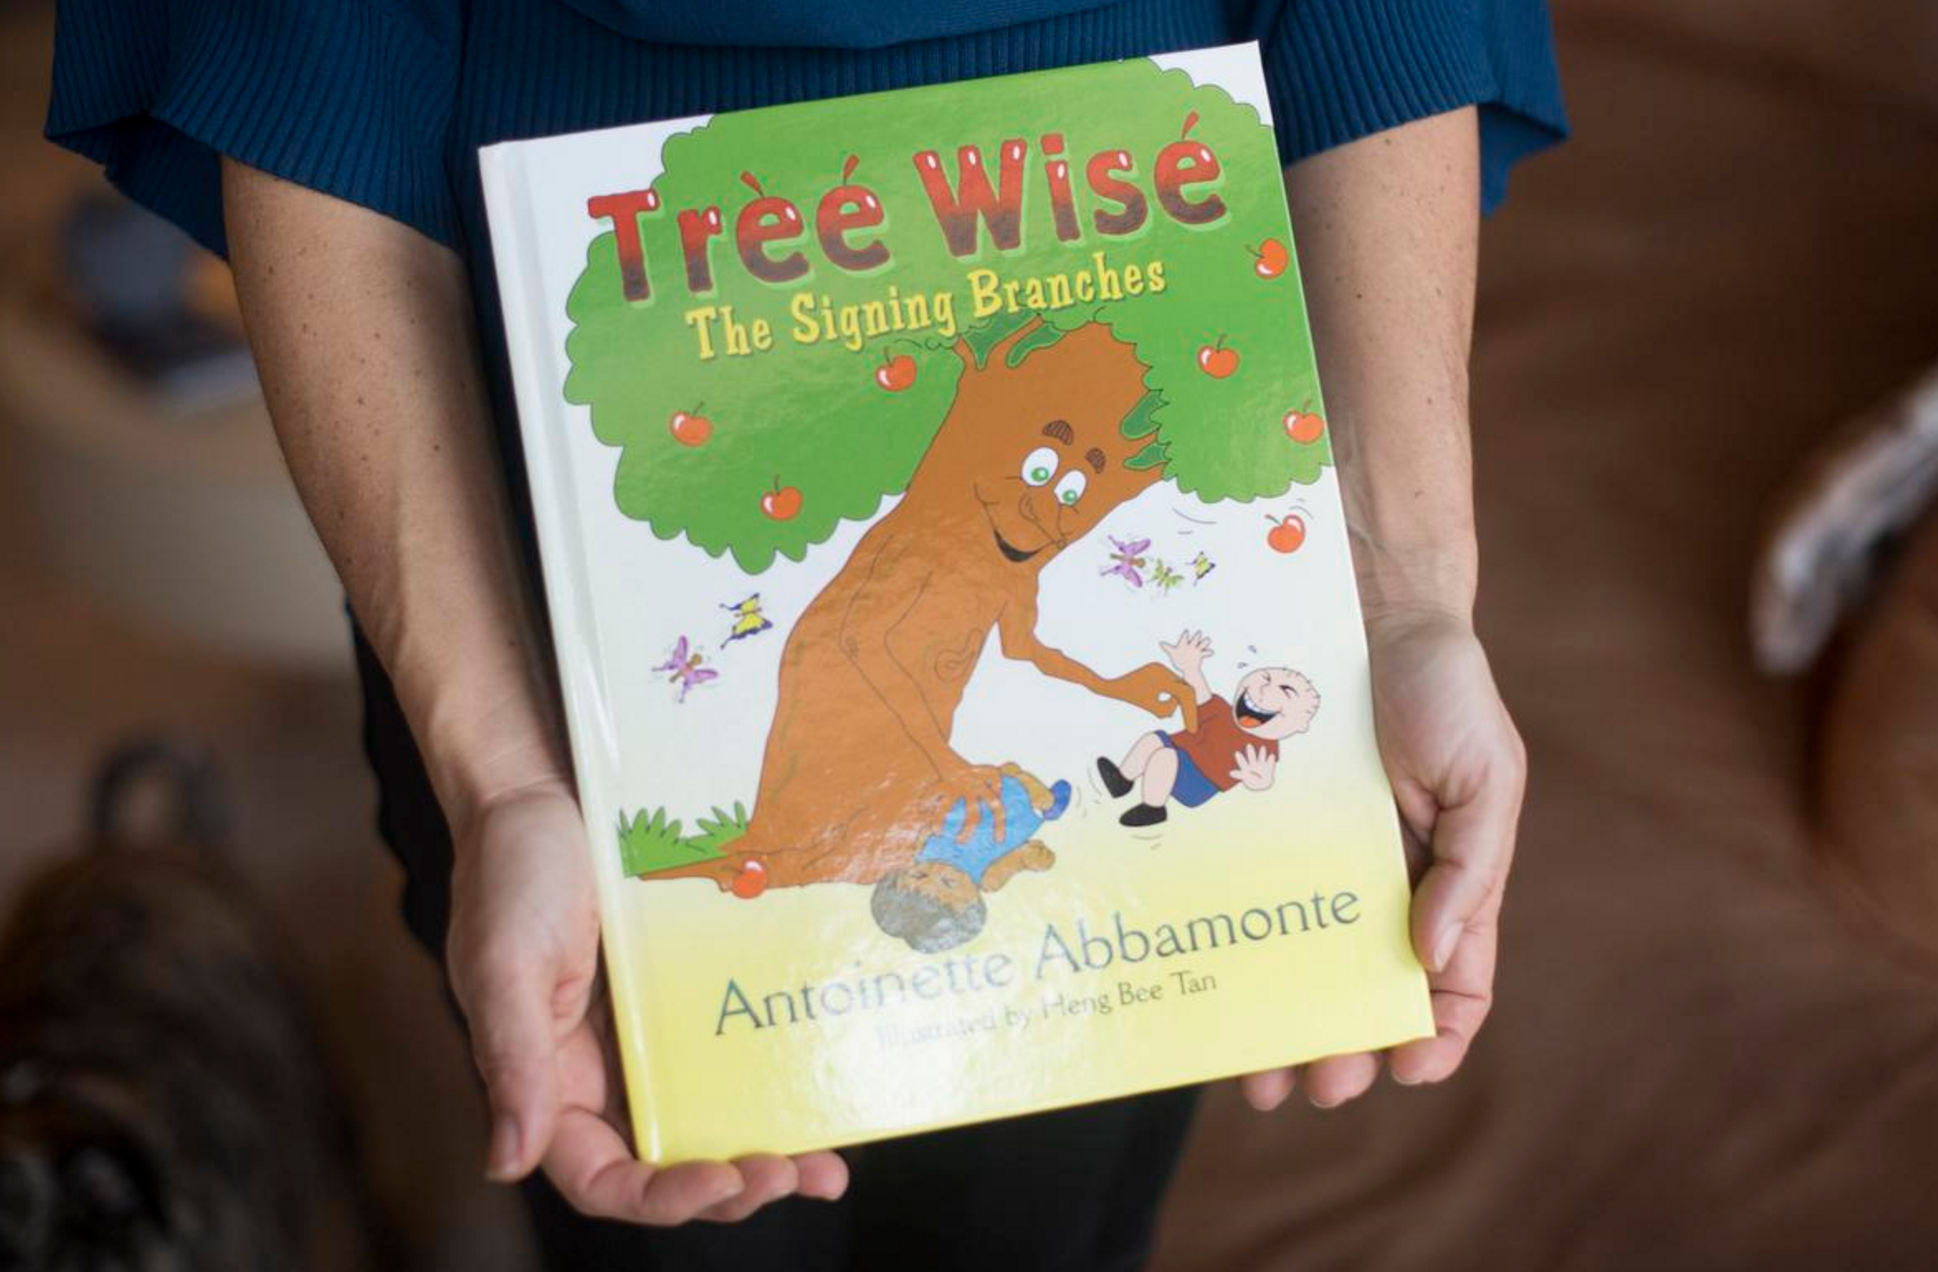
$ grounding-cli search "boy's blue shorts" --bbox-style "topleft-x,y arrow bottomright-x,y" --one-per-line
1157,735 -> 1220,808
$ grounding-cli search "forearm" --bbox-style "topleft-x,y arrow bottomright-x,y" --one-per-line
1282,107 -> 1480,623
221,159 -> 567,834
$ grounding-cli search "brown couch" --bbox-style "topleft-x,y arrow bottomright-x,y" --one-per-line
1152,5 -> 1938,1268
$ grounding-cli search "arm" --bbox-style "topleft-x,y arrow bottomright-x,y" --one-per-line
998,598 -> 1201,731
1238,108 -> 1527,1111
1158,630 -> 1216,705
220,159 -> 845,1223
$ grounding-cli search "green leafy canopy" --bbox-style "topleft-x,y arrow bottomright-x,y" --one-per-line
564,59 -> 1329,573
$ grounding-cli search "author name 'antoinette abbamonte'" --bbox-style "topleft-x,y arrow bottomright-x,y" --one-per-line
715,886 -> 1365,1038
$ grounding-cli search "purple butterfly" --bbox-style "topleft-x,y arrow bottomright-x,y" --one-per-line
1101,535 -> 1151,588
653,635 -> 719,702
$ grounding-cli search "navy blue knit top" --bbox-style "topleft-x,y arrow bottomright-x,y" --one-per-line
45,0 -> 1565,552
48,1 -> 1564,258
44,0 -> 1564,950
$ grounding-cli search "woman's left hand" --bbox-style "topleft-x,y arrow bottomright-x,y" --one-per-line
1238,606 -> 1527,1110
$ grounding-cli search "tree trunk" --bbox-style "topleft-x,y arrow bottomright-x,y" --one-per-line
652,319 -> 1161,889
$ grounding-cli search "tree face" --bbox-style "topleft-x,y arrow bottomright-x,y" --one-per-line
913,321 -> 1162,572
564,58 -> 1331,574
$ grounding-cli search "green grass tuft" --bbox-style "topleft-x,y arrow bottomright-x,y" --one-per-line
686,802 -> 751,857
617,806 -> 728,877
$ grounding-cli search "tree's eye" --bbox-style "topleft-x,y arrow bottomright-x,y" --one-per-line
1054,470 -> 1087,506
1021,446 -> 1058,486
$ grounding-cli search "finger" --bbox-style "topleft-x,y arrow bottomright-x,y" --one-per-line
954,792 -> 983,844
460,950 -> 564,1182
1303,1052 -> 1381,1109
1411,747 -> 1524,974
987,783 -> 1007,845
793,1151 -> 851,1201
543,1108 -> 740,1225
1391,896 -> 1498,1086
697,1155 -> 800,1224
1238,1068 -> 1295,1112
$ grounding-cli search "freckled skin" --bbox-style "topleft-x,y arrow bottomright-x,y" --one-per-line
654,319 -> 1195,889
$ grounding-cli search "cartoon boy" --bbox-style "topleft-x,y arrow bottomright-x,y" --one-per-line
1097,630 -> 1319,827
872,765 -> 1069,953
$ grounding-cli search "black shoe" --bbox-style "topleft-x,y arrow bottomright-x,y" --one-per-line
1119,803 -> 1167,828
1097,757 -> 1133,798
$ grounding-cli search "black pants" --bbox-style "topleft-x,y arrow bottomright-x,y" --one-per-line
520,1087 -> 1200,1271
355,632 -> 1199,1271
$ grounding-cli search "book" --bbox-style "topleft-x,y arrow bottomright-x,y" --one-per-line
480,42 -> 1433,1164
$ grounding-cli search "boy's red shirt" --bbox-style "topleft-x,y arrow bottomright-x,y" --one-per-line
1171,695 -> 1277,792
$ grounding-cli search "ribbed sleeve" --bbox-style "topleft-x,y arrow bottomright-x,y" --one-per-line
1255,0 -> 1567,211
46,0 -> 461,257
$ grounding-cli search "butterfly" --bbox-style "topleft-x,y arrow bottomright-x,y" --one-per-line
1150,559 -> 1183,594
1190,551 -> 1217,584
721,594 -> 774,645
653,636 -> 719,702
1101,535 -> 1151,588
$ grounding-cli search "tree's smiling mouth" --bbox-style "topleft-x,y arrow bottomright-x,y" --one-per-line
974,483 -> 1047,564
993,531 -> 1042,563
1235,689 -> 1279,728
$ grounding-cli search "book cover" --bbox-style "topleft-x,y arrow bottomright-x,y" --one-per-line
480,43 -> 1433,1164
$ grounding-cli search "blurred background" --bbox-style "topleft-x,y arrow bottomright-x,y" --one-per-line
2,2 -> 1935,1269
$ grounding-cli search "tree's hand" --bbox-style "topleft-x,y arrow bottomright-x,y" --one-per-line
1112,662 -> 1200,732
1157,628 -> 1214,675
447,783 -> 849,1222
1237,608 -> 1525,1110
1229,743 -> 1277,792
923,762 -> 1012,845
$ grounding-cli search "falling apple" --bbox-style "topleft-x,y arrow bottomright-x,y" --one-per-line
1251,238 -> 1289,279
875,352 -> 917,392
669,407 -> 712,447
1266,512 -> 1306,554
760,479 -> 803,521
1196,336 -> 1239,380
1282,408 -> 1326,444
731,859 -> 768,899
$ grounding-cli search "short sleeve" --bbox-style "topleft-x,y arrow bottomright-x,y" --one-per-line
1252,0 -> 1568,213
45,0 -> 461,257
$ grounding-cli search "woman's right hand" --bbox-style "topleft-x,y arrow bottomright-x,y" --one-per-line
444,781 -> 850,1223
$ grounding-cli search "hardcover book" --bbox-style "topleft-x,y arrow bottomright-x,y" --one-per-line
480,43 -> 1433,1164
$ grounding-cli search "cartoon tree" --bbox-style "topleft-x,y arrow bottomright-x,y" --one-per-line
564,59 -> 1332,891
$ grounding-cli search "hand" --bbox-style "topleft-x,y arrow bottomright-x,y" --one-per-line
446,782 -> 849,1222
1238,607 -> 1525,1110
1112,662 -> 1200,732
923,762 -> 1012,845
1157,628 -> 1214,674
1228,743 -> 1277,792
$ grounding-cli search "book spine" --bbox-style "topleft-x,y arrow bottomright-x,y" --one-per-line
477,142 -> 664,1161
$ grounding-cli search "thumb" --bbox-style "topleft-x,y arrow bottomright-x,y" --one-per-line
1409,769 -> 1520,974
465,954 -> 564,1182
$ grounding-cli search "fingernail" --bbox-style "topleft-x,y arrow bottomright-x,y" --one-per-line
1308,1093 -> 1341,1110
485,1115 -> 522,1181
1391,1070 -> 1423,1087
1430,924 -> 1460,973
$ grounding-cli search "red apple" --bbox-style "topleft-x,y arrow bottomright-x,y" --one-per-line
1251,238 -> 1289,279
669,408 -> 712,447
730,859 -> 768,899
875,353 -> 917,392
1197,339 -> 1239,379
1282,409 -> 1326,444
760,480 -> 803,521
1266,513 -> 1306,554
